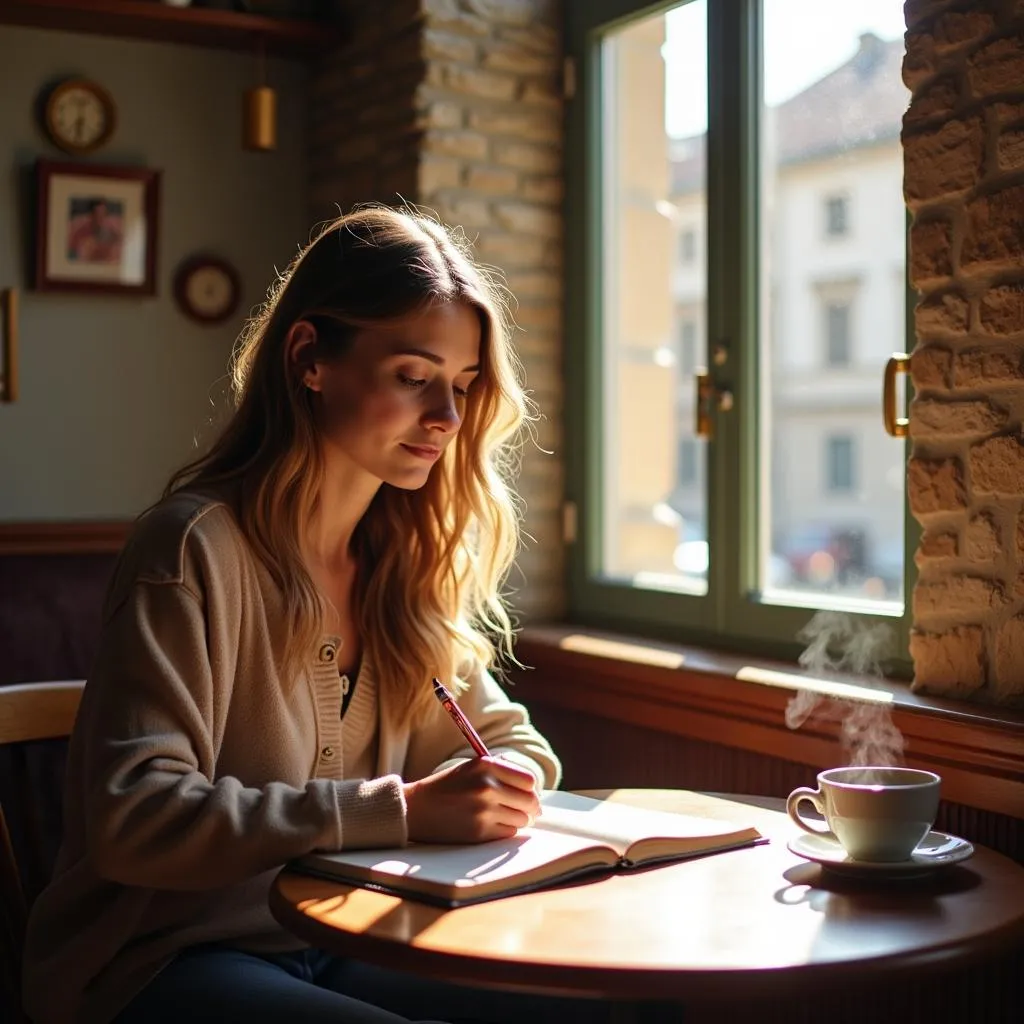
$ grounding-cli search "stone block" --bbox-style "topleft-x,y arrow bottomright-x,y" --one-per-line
423,28 -> 478,64
464,164 -> 521,196
498,25 -> 560,55
520,175 -> 563,204
909,626 -> 986,694
954,347 -> 1024,387
417,100 -> 464,130
904,117 -> 985,204
493,201 -> 562,237
997,127 -> 1024,171
961,185 -> 1024,273
492,139 -> 562,174
482,41 -> 555,76
970,435 -> 1024,495
465,0 -> 554,27
933,10 -> 997,50
979,282 -> 1024,335
422,129 -> 489,161
911,345 -> 953,389
910,397 -> 1007,437
467,109 -> 562,145
967,33 -> 1024,98
908,456 -> 968,512
903,31 -> 936,91
443,66 -> 518,101
903,74 -> 960,129
965,512 -> 1001,561
918,528 -> 959,560
913,575 -> 1004,617
992,616 -> 1024,702
422,0 -> 489,36
909,217 -> 954,285
915,290 -> 969,334
418,155 -> 464,193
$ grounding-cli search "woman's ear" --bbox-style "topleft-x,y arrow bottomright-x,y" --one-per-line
285,320 -> 322,392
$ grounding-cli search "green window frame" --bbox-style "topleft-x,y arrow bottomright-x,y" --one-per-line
563,0 -> 918,673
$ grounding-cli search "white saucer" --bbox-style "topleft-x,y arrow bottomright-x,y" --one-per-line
787,830 -> 974,878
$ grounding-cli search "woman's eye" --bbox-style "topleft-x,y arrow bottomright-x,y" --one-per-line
453,385 -> 470,398
398,373 -> 426,389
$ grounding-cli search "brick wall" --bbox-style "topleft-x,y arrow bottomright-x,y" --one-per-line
309,0 -> 565,622
904,0 -> 1024,704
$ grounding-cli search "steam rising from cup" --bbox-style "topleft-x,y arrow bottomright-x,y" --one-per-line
786,611 -> 905,767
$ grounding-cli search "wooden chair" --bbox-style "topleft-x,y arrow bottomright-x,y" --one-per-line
0,681 -> 85,1024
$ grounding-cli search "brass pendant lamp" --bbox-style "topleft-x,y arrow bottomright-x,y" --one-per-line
243,38 -> 277,151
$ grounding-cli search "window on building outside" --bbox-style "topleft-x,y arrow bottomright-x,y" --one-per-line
680,228 -> 697,263
826,435 -> 856,492
678,438 -> 698,485
566,0 -> 911,658
826,195 -> 848,237
679,319 -> 698,374
825,302 -> 851,367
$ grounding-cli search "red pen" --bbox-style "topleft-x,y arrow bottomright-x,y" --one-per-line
432,677 -> 490,758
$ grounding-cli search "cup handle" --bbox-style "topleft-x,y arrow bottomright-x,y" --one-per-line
786,787 -> 835,839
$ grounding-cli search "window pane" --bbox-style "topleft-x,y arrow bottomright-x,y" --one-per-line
600,0 -> 708,593
825,196 -> 848,236
760,0 -> 909,610
825,302 -> 851,366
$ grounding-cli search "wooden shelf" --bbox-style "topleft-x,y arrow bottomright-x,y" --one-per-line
0,0 -> 344,57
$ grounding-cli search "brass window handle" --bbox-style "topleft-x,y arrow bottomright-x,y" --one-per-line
882,353 -> 909,438
695,370 -> 733,440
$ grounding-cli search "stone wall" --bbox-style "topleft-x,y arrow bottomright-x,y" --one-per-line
904,0 -> 1024,703
308,0 -> 565,622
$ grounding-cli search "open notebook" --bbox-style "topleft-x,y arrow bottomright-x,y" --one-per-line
296,790 -> 764,907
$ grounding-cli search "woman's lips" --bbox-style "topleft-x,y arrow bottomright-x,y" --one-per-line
400,443 -> 442,461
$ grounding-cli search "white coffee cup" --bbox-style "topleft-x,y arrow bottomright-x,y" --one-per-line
786,766 -> 941,862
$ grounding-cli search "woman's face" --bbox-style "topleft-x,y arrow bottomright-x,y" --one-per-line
306,301 -> 482,490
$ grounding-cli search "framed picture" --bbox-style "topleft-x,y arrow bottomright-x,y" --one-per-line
35,160 -> 160,296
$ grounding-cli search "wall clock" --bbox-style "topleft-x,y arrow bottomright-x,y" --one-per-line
43,78 -> 117,155
174,256 -> 241,325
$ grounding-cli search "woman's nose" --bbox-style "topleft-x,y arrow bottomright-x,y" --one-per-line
423,387 -> 461,432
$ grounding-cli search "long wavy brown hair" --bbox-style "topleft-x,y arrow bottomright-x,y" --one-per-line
165,206 -> 531,727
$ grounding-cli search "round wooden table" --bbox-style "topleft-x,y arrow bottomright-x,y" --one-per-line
269,789 -> 1024,1004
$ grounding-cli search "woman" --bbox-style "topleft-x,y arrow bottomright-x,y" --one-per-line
22,207 -> 567,1024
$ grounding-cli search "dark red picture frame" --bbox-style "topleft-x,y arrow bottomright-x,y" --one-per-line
35,159 -> 160,296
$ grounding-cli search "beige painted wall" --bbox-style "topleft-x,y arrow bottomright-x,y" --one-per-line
0,25 -> 308,520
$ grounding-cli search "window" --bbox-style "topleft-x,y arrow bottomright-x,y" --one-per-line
825,195 -> 848,237
825,302 -> 851,367
680,228 -> 697,264
678,438 -> 698,485
679,318 -> 698,374
826,436 -> 856,492
566,0 -> 911,662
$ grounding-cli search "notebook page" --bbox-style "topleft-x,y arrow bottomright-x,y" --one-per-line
536,790 -> 750,852
305,826 -> 607,892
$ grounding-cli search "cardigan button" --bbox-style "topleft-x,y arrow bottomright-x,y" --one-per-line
318,644 -> 336,663
320,745 -> 335,761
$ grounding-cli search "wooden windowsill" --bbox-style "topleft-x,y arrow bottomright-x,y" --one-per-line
512,624 -> 1024,818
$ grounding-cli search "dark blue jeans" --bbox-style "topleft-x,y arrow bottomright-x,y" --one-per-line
114,944 -> 625,1024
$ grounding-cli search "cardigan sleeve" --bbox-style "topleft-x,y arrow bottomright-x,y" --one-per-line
404,661 -> 562,790
80,577 -> 405,892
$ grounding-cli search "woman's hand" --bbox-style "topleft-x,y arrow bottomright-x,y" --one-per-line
403,756 -> 541,843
